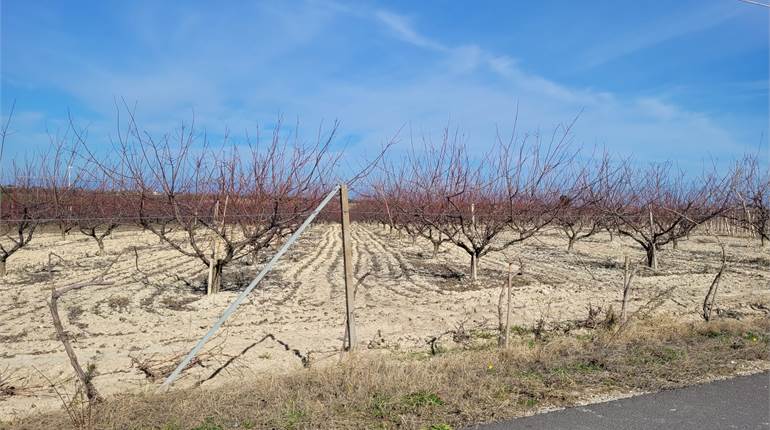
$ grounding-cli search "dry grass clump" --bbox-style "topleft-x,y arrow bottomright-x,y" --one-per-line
106,295 -> 130,313
7,317 -> 768,430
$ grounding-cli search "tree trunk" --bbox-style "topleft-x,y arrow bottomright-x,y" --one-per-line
647,205 -> 656,268
207,259 -> 224,295
646,244 -> 658,270
432,241 -> 440,259
672,237 -> 678,250
0,258 -> 6,277
96,238 -> 105,256
567,237 -> 575,252
470,252 -> 478,282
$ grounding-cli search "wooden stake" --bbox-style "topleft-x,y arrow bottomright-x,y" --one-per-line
51,285 -> 104,403
504,262 -> 512,348
620,255 -> 634,323
207,200 -> 220,295
340,184 -> 357,351
702,242 -> 727,321
48,254 -> 121,403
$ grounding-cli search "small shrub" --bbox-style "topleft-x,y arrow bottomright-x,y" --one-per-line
702,329 -> 727,339
509,325 -> 529,336
517,369 -> 544,380
742,331 -> 763,342
403,391 -> 444,408
67,305 -> 84,323
657,346 -> 683,363
603,306 -> 618,328
631,346 -> 684,365
573,360 -> 604,373
160,295 -> 198,311
107,295 -> 130,313
473,330 -> 495,340
371,393 -> 393,419
283,404 -> 307,429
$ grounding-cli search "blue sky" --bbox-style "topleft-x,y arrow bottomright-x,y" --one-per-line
1,0 -> 768,172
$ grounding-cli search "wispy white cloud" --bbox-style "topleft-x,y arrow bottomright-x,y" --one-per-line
374,10 -> 447,51
576,2 -> 744,70
1,0 -> 762,169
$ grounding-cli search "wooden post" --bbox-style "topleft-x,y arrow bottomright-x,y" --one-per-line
50,286 -> 103,403
621,255 -> 633,323
340,183 -> 357,351
207,200 -> 220,295
470,202 -> 478,281
504,263 -> 512,348
702,243 -> 727,321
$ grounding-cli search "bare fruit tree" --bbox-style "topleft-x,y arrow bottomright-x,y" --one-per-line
556,155 -> 615,252
73,177 -> 124,256
368,161 -> 451,257
394,119 -> 574,281
0,163 -> 46,277
604,163 -> 730,269
38,130 -> 81,240
396,130 -> 507,281
112,112 -> 339,294
733,154 -> 769,247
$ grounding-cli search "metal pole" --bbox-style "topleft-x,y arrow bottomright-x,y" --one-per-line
161,185 -> 341,389
340,183 -> 357,350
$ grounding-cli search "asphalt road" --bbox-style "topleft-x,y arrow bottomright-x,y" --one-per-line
470,372 -> 770,430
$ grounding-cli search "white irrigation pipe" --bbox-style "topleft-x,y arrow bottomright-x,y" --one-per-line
161,185 -> 341,389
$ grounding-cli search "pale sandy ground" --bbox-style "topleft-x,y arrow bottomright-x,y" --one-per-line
0,223 -> 768,420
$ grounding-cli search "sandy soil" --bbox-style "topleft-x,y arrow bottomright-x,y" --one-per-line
1,223 -> 768,419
